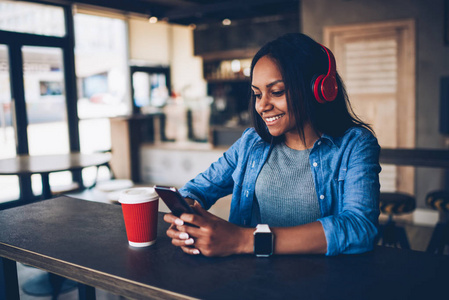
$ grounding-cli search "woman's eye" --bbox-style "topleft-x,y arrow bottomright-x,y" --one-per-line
272,90 -> 285,97
254,94 -> 262,99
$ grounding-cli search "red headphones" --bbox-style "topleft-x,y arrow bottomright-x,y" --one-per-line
312,44 -> 338,103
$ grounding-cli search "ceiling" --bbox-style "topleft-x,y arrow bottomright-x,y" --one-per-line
62,0 -> 299,25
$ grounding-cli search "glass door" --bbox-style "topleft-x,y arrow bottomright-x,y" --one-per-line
22,46 -> 71,194
0,44 -> 20,202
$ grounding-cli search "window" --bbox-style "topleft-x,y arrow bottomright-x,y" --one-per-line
0,1 -> 65,37
74,13 -> 130,154
0,44 -> 19,202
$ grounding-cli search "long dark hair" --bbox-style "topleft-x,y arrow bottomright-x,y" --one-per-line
249,33 -> 373,144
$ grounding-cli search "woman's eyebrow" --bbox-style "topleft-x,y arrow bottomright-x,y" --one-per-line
251,80 -> 284,90
266,80 -> 283,88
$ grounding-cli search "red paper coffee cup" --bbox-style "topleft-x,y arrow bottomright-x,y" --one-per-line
119,187 -> 159,247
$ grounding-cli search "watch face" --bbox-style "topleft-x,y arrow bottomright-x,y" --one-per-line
255,232 -> 273,256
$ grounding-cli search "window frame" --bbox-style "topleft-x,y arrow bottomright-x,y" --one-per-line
0,2 -> 80,209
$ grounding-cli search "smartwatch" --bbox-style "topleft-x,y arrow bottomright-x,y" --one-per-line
253,224 -> 274,257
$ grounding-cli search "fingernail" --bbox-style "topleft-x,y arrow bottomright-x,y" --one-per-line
192,249 -> 200,255
175,219 -> 184,226
179,232 -> 189,239
185,238 -> 194,245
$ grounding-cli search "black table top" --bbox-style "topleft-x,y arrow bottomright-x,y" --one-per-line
1,196 -> 448,300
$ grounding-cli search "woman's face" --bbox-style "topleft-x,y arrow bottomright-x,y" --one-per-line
252,56 -> 297,137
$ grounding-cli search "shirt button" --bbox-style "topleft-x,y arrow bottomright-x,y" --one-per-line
320,195 -> 325,200
317,141 -> 322,146
313,162 -> 318,167
246,190 -> 249,197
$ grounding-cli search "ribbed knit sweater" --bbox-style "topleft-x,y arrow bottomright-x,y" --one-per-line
254,142 -> 320,227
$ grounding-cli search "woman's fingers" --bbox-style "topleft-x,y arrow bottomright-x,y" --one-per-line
167,225 -> 199,248
171,237 -> 195,247
166,226 -> 190,239
181,246 -> 201,255
164,213 -> 191,230
163,213 -> 178,224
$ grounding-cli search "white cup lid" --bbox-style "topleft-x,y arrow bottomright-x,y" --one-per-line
118,187 -> 159,204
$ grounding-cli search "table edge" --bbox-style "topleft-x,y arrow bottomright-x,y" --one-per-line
0,242 -> 197,300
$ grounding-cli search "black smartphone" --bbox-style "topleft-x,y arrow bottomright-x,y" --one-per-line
154,185 -> 196,217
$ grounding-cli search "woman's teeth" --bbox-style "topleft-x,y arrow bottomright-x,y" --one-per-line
265,114 -> 285,122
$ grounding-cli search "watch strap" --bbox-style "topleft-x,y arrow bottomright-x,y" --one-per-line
255,224 -> 271,233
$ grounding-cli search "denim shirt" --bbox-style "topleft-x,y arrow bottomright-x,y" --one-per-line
179,127 -> 381,256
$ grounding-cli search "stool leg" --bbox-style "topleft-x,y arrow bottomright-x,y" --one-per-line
375,225 -> 383,245
380,217 -> 411,249
427,223 -> 445,254
395,227 -> 410,249
78,283 -> 96,300
443,223 -> 449,254
49,273 -> 65,300
0,258 -> 19,300
382,219 -> 398,247
438,222 -> 449,254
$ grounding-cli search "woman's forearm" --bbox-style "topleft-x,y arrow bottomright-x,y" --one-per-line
239,221 -> 327,255
272,221 -> 327,254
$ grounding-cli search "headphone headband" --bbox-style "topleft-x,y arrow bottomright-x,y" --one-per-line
321,45 -> 337,80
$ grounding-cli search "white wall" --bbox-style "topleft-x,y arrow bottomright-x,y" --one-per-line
128,19 -> 206,98
128,19 -> 170,64
170,25 -> 207,98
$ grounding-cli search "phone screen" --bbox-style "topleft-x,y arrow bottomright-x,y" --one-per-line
154,185 -> 196,217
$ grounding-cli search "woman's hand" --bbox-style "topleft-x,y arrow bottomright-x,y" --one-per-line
163,202 -> 253,257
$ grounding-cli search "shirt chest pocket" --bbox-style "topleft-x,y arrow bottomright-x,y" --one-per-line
338,168 -> 347,181
336,168 -> 347,209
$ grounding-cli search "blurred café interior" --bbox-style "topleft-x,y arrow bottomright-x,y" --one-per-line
1,0 -> 449,256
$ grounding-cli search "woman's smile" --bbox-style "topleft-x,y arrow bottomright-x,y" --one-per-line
264,113 -> 285,123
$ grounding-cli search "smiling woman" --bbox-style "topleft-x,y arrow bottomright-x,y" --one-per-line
163,33 -> 381,257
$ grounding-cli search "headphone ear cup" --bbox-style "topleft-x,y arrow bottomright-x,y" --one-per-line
312,74 -> 327,104
320,75 -> 338,101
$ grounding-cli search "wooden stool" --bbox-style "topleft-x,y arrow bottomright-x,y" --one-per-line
378,192 -> 416,249
425,190 -> 449,254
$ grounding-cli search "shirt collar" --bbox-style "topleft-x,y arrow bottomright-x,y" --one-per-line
319,133 -> 341,148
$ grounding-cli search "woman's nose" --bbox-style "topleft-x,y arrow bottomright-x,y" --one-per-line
257,94 -> 272,113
